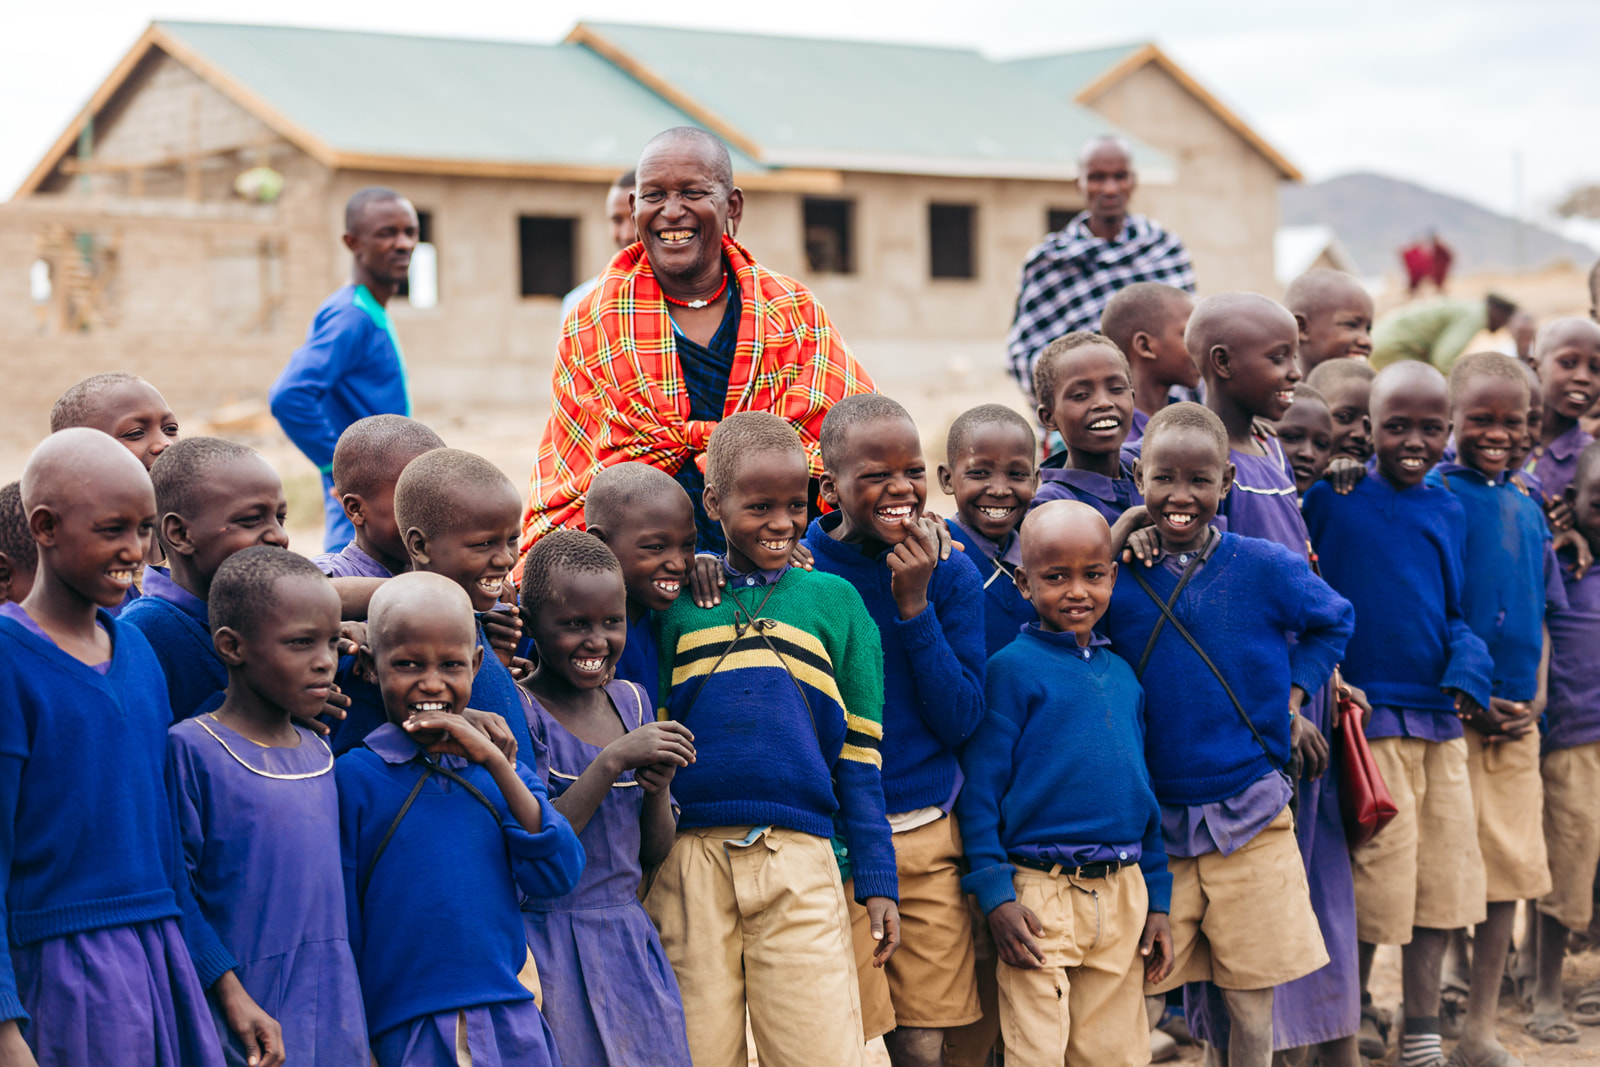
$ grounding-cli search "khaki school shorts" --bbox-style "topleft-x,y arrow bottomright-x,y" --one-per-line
1350,736 -> 1486,944
1465,726 -> 1552,903
1539,742 -> 1600,931
1152,805 -> 1328,993
846,814 -> 982,1035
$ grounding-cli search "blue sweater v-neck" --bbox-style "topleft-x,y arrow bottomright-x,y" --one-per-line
121,567 -> 225,722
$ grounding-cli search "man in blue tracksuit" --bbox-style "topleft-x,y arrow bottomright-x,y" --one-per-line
271,187 -> 417,551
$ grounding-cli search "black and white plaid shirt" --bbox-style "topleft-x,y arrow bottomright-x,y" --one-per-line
1005,211 -> 1195,404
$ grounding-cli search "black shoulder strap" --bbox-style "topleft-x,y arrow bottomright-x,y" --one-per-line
358,755 -> 502,907
1133,545 -> 1209,677
1129,562 -> 1284,775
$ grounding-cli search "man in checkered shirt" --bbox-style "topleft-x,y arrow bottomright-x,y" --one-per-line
1006,136 -> 1196,408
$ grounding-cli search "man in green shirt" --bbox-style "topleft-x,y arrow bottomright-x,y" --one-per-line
1370,294 -> 1517,373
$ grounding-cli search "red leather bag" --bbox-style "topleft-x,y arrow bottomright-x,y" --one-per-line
1336,694 -> 1399,848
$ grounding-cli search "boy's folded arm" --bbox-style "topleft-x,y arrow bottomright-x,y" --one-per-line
894,569 -> 987,747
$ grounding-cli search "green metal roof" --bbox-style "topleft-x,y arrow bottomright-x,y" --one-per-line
155,21 -> 766,173
1003,44 -> 1148,99
576,23 -> 1170,180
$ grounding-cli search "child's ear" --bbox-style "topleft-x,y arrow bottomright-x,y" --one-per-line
1293,311 -> 1311,344
1131,458 -> 1146,494
341,492 -> 366,528
1013,565 -> 1032,601
1034,403 -> 1054,433
587,524 -> 610,545
816,471 -> 840,507
212,625 -> 247,667
162,512 -> 199,558
357,644 -> 378,681
404,527 -> 429,567
936,463 -> 955,496
1219,462 -> 1237,498
28,506 -> 59,549
1208,343 -> 1233,381
702,485 -> 723,523
469,643 -> 484,676
1131,330 -> 1158,361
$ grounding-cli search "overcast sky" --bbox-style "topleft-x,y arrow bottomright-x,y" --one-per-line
6,0 -> 1597,225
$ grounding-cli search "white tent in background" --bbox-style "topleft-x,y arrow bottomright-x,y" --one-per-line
1276,225 -> 1362,287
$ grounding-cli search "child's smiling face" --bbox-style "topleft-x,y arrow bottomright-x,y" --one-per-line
599,492 -> 696,616
1322,379 -> 1374,462
528,568 -> 628,691
706,448 -> 811,573
1134,426 -> 1234,553
820,417 -> 927,546
1299,298 -> 1374,372
407,483 -> 522,613
1274,398 -> 1334,494
938,421 -> 1038,543
1016,501 -> 1116,645
1537,322 -> 1600,427
1452,374 -> 1528,479
1038,344 -> 1135,458
371,611 -> 482,739
1372,378 -> 1451,490
1207,307 -> 1301,421
168,454 -> 289,585
89,379 -> 180,471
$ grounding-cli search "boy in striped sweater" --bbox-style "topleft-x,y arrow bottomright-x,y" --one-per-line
646,411 -> 898,1067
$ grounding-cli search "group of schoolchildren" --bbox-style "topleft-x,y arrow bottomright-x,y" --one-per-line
0,265 -> 1597,1067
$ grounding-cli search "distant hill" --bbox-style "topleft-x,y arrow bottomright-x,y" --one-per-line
1281,173 -> 1596,277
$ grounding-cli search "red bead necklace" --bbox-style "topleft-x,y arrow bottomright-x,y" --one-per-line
662,272 -> 730,309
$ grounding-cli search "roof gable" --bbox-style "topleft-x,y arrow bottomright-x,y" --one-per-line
569,22 -> 1172,181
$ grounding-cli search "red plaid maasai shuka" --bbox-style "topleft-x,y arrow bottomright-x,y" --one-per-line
520,235 -> 875,555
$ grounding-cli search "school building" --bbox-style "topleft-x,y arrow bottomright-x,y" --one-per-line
0,20 -> 1299,443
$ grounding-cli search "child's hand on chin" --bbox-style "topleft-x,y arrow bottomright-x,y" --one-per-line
406,712 -> 499,764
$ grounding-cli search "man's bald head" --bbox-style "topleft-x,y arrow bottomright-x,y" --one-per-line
1534,316 -> 1600,364
639,127 -> 734,192
367,571 -> 477,655
21,427 -> 153,515
1020,500 -> 1114,571
1186,292 -> 1298,375
1370,360 -> 1449,423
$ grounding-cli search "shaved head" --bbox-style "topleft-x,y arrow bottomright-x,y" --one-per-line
21,427 -> 152,514
1077,134 -> 1133,170
1187,293 -> 1297,374
1533,316 -> 1600,363
345,186 -> 407,234
1284,270 -> 1371,321
368,570 -> 476,655
584,462 -> 692,535
1370,361 -> 1449,423
1020,500 -> 1113,570
640,127 -> 734,192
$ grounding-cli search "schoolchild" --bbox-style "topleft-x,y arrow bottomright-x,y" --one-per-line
0,483 -> 35,606
517,530 -> 695,1066
1283,269 -> 1375,376
340,572 -> 584,1067
1193,293 -> 1361,1063
1528,317 -> 1599,505
1274,385 -> 1335,497
168,546 -> 367,1064
1029,332 -> 1143,525
122,437 -> 290,721
805,395 -> 986,1062
0,428 -> 266,1066
49,371 -> 181,614
1099,281 -> 1198,444
582,462 -> 698,709
1302,361 -> 1495,1067
332,448 -> 534,757
313,414 -> 444,579
646,411 -> 898,1067
1306,358 -> 1376,464
1100,403 -> 1352,1067
959,500 -> 1173,1066
937,404 -> 1039,657
1530,441 -> 1600,1042
1510,362 -> 1546,499
1426,351 -> 1565,1067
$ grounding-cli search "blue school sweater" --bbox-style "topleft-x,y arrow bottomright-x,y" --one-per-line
654,565 -> 899,901
269,285 -> 411,473
0,612 -> 236,1023
121,568 -> 225,722
947,522 -> 1036,659
616,612 -> 660,710
332,623 -> 535,758
338,724 -> 583,1038
1303,473 -> 1494,715
1425,462 -> 1559,701
959,627 -> 1171,917
803,515 -> 987,814
1100,533 -> 1354,805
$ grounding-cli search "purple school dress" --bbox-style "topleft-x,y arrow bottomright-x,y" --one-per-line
168,716 -> 368,1065
521,681 -> 692,1067
1187,437 -> 1360,1051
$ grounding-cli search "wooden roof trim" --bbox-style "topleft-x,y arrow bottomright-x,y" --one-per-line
1075,43 -> 1302,182
331,150 -> 842,192
12,23 -> 338,200
564,23 -> 766,163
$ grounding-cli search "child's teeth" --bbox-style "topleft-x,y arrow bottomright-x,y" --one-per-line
411,702 -> 447,712
1400,458 -> 1424,469
1568,391 -> 1591,404
977,506 -> 1015,518
878,505 -> 913,518
654,580 -> 680,594
1167,514 -> 1194,527
1089,418 -> 1119,430
759,539 -> 790,551
573,658 -> 605,672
